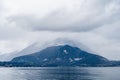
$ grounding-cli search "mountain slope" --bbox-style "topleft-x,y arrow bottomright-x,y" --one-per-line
11,45 -> 109,66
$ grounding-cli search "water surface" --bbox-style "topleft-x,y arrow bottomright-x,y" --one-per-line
0,67 -> 120,80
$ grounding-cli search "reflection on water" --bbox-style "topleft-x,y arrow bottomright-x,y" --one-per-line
0,67 -> 120,80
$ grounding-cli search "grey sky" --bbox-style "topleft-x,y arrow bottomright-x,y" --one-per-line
0,0 -> 120,60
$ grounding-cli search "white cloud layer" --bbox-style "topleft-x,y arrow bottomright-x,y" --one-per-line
0,0 -> 120,60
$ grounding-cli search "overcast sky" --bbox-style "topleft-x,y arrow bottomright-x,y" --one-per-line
0,0 -> 120,60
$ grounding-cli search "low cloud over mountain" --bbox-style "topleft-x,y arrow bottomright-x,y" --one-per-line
0,0 -> 120,60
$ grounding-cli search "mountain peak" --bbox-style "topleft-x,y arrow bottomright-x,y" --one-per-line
61,45 -> 78,49
11,45 -> 109,67
63,44 -> 72,47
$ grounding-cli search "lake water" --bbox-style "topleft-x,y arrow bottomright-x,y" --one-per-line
0,67 -> 120,80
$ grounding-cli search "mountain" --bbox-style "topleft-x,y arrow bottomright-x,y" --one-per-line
0,51 -> 18,61
0,38 -> 94,62
10,45 -> 110,67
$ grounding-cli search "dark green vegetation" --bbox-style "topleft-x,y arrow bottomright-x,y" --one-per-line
0,45 -> 120,67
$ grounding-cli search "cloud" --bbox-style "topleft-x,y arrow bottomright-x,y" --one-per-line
8,0 -> 119,32
93,21 -> 120,40
0,0 -> 4,15
0,0 -> 120,60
